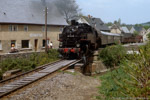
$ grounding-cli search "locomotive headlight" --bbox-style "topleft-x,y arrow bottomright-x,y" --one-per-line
76,44 -> 80,47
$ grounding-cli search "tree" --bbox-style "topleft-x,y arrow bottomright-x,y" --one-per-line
114,20 -> 118,25
55,0 -> 81,23
106,22 -> 113,26
118,18 -> 121,26
112,43 -> 150,99
133,31 -> 139,37
147,32 -> 150,41
122,23 -> 126,26
113,18 -> 121,26
144,26 -> 150,30
135,24 -> 142,27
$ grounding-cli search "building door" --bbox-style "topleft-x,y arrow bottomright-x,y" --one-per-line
35,39 -> 38,51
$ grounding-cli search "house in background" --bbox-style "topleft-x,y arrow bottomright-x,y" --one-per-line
121,26 -> 132,38
0,0 -> 67,54
110,24 -> 122,34
130,26 -> 146,36
78,16 -> 110,32
121,26 -> 130,34
77,16 -> 89,25
143,28 -> 150,42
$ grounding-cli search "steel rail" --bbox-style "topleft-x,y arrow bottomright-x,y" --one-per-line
0,59 -> 63,84
0,59 -> 81,98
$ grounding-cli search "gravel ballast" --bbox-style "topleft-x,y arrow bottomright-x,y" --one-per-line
6,72 -> 100,100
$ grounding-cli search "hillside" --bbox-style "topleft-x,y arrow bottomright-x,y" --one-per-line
142,22 -> 150,26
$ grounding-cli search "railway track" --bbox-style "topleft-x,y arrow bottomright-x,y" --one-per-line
0,59 -> 81,98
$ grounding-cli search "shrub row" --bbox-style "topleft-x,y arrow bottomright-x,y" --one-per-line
98,44 -> 126,67
0,49 -> 59,80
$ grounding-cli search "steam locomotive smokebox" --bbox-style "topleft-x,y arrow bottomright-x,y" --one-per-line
71,20 -> 76,25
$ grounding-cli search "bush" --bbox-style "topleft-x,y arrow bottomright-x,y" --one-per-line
98,44 -> 126,67
98,43 -> 150,100
115,43 -> 150,99
0,50 -> 59,79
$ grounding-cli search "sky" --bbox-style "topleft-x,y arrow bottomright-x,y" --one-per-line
76,0 -> 150,24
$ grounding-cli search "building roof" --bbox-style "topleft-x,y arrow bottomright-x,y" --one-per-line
121,26 -> 130,33
78,16 -> 110,32
0,0 -> 68,26
89,18 -> 110,31
134,26 -> 143,32
101,31 -> 122,36
111,24 -> 120,30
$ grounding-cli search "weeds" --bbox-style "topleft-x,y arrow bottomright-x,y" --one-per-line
98,43 -> 150,100
0,49 -> 59,79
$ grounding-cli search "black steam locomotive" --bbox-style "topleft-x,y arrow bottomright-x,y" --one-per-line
58,20 -> 101,59
58,20 -> 143,59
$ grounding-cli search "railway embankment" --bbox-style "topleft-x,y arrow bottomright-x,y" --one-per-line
96,43 -> 150,100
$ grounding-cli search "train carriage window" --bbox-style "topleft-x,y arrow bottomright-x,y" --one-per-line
22,40 -> 29,48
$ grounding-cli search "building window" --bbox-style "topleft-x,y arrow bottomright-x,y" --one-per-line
42,26 -> 45,32
13,25 -> 18,31
0,40 -> 2,50
9,25 -> 13,31
42,39 -> 49,47
24,25 -> 28,32
11,40 -> 16,48
9,25 -> 18,31
60,27 -> 63,32
22,40 -> 29,48
43,40 -> 46,47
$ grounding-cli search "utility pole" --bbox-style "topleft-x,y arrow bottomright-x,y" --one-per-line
45,7 -> 48,53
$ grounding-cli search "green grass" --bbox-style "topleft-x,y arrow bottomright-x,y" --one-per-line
97,67 -> 130,100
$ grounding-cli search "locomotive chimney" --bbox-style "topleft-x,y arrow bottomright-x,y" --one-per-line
71,20 -> 76,25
